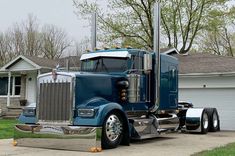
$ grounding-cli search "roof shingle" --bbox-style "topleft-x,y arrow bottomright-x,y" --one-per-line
173,53 -> 235,74
24,55 -> 57,68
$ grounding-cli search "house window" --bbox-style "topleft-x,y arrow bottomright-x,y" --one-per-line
0,77 -> 8,95
14,77 -> 21,95
0,76 -> 21,96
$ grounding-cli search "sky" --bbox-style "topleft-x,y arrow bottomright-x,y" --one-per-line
0,0 -> 234,44
0,0 -> 89,42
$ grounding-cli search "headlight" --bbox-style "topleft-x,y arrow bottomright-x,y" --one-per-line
77,108 -> 95,117
23,108 -> 36,117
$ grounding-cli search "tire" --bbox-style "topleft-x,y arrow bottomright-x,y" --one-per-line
201,109 -> 209,134
210,108 -> 220,132
102,112 -> 123,149
206,108 -> 214,131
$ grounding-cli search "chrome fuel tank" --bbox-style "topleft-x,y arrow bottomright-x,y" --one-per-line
127,74 -> 141,103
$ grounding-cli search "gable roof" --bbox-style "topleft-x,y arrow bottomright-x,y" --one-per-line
173,53 -> 235,75
0,55 -> 57,71
160,47 -> 179,55
24,55 -> 57,69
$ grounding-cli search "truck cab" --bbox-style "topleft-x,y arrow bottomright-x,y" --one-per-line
79,48 -> 178,110
15,48 -> 220,151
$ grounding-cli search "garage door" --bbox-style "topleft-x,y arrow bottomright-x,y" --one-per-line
179,88 -> 235,130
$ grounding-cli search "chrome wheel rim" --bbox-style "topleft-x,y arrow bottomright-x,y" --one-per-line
213,113 -> 218,128
203,112 -> 209,129
105,114 -> 123,142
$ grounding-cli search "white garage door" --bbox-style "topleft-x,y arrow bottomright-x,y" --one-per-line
179,88 -> 235,130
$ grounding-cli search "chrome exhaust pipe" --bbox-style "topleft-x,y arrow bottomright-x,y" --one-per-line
150,2 -> 161,112
91,12 -> 97,51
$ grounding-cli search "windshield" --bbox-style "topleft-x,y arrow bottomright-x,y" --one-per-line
81,57 -> 129,72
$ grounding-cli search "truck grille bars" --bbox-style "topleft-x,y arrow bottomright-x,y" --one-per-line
38,82 -> 72,122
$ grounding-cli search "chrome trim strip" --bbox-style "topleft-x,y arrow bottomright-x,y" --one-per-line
14,124 -> 102,152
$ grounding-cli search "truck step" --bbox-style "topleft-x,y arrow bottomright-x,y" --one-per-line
130,114 -> 180,140
130,117 -> 160,139
132,133 -> 160,140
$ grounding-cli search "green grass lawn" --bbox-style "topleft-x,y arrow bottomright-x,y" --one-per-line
0,119 -> 18,139
192,142 -> 235,156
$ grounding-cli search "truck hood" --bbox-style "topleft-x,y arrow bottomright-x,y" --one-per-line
74,72 -> 126,108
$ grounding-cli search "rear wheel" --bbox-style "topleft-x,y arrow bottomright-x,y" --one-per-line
102,112 -> 123,149
201,110 -> 209,134
210,109 -> 220,132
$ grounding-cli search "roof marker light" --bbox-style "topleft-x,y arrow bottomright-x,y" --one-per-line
115,46 -> 121,49
125,46 -> 132,49
94,47 -> 101,51
85,49 -> 91,53
103,47 -> 110,50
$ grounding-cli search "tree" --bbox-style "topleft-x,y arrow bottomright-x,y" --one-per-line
0,33 -> 11,66
8,24 -> 25,57
73,37 -> 90,56
73,0 -> 231,53
41,24 -> 71,59
0,15 -> 72,65
198,6 -> 235,56
23,14 -> 42,56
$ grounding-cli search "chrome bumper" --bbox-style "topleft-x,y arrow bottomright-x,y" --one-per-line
14,124 -> 102,152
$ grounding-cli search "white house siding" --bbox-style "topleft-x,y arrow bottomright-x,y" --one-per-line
179,75 -> 235,130
8,59 -> 36,71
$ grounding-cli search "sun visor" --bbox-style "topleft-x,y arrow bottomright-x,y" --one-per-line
80,51 -> 131,60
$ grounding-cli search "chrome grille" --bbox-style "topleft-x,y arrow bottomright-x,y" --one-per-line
38,82 -> 72,122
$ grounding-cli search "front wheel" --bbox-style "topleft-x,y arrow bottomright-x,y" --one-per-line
102,112 -> 123,149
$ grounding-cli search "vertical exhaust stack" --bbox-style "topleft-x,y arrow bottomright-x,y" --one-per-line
151,2 -> 161,112
91,12 -> 97,51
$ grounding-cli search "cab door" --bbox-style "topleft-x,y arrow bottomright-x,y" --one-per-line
168,65 -> 178,109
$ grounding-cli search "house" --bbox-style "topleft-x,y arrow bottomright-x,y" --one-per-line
174,52 -> 235,130
0,55 -> 81,117
0,49 -> 234,130
162,48 -> 235,130
0,55 -> 58,117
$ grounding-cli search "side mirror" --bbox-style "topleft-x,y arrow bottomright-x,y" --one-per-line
144,53 -> 152,73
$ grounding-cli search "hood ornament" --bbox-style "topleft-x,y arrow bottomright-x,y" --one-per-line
52,69 -> 57,81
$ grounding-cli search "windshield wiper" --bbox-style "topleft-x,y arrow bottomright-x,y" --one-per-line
94,59 -> 100,71
101,59 -> 109,72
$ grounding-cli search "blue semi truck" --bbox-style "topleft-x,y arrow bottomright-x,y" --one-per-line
14,48 -> 220,152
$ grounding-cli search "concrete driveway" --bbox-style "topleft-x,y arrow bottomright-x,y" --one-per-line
1,131 -> 235,156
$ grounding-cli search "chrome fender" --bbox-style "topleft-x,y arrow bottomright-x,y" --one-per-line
185,108 -> 204,132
